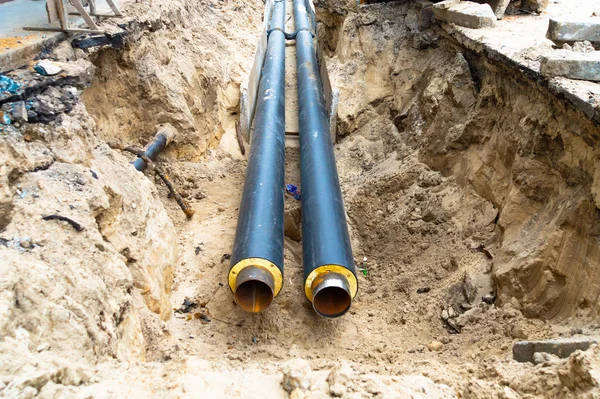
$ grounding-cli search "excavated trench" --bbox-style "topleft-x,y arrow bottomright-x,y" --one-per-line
2,0 -> 600,398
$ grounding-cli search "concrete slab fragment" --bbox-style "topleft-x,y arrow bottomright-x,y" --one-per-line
513,339 -> 597,363
433,1 -> 496,29
547,17 -> 600,44
474,0 -> 510,19
540,50 -> 600,82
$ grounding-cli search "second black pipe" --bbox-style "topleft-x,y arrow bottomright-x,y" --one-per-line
293,0 -> 358,318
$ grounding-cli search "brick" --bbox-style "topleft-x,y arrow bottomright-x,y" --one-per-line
540,50 -> 600,82
513,339 -> 597,363
433,1 -> 496,29
547,17 -> 600,44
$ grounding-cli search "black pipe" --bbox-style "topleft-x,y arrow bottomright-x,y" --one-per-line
293,0 -> 357,318
133,125 -> 176,171
229,0 -> 286,313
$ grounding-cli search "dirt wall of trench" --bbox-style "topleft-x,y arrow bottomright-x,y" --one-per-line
323,1 -> 600,322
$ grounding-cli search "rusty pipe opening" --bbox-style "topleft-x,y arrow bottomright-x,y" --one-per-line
234,266 -> 275,313
311,272 -> 352,318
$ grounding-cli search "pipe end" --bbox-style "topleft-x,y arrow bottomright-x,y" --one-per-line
234,266 -> 275,313
311,272 -> 352,318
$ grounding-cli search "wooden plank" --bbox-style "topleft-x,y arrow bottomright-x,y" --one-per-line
68,12 -> 121,17
105,0 -> 122,16
56,0 -> 68,30
23,26 -> 103,33
70,0 -> 99,30
46,0 -> 59,23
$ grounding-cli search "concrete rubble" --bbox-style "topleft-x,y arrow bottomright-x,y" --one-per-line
475,0 -> 510,19
540,49 -> 600,81
432,0 -> 496,29
547,17 -> 600,44
513,339 -> 597,363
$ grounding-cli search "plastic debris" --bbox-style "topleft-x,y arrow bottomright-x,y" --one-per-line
0,75 -> 20,95
285,183 -> 301,200
33,60 -> 63,76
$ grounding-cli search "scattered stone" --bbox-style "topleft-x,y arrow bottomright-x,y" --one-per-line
570,327 -> 584,336
441,309 -> 449,320
427,341 -> 445,352
281,358 -> 312,393
540,50 -> 600,81
9,101 -> 27,122
563,41 -> 595,53
533,351 -> 558,364
447,306 -> 458,319
513,339 -> 597,363
36,343 -> 50,352
432,0 -> 496,29
365,380 -> 382,395
520,0 -> 548,13
19,237 -> 32,249
511,322 -> 529,339
416,287 -> 430,294
455,306 -> 483,327
327,360 -> 354,387
482,293 -> 496,304
476,0 -> 510,19
290,388 -> 307,399
329,383 -> 346,397
547,18 -> 600,44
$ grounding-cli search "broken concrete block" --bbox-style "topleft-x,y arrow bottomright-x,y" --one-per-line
513,339 -> 597,363
10,101 -> 27,122
547,18 -> 600,44
474,0 -> 510,19
433,1 -> 496,29
540,50 -> 600,82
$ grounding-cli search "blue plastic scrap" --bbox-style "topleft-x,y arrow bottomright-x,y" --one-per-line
0,75 -> 21,95
285,184 -> 301,201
